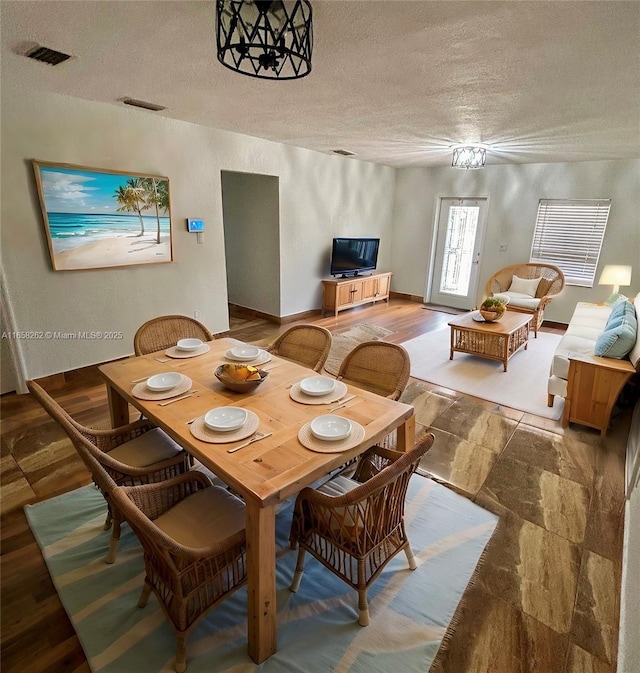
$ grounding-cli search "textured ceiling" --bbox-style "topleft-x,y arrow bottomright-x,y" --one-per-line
2,1 -> 639,168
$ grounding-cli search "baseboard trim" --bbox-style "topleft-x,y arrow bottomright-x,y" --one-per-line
228,303 -> 321,326
389,291 -> 424,303
32,362 -> 109,390
280,309 -> 322,324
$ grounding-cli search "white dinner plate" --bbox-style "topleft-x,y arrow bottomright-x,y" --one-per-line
176,338 -> 204,351
204,407 -> 248,432
227,345 -> 261,361
310,415 -> 352,441
299,376 -> 336,397
146,372 -> 182,392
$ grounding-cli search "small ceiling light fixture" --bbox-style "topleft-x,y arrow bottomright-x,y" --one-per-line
215,0 -> 313,80
452,145 -> 487,169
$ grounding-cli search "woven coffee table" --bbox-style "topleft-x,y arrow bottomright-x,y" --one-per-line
448,311 -> 533,372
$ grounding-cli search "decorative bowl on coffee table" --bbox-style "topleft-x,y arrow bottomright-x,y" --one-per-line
479,298 -> 507,322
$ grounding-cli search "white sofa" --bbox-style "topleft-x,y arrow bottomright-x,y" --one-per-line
548,292 -> 640,434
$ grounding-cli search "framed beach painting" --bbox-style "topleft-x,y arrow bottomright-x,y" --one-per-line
32,161 -> 173,271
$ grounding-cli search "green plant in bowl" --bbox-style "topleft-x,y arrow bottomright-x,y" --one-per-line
479,297 -> 507,321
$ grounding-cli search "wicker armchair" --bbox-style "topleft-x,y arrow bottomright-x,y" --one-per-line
485,263 -> 565,337
134,315 -> 214,355
266,324 -> 332,372
27,380 -> 190,563
289,434 -> 435,626
111,474 -> 246,673
336,341 -> 410,400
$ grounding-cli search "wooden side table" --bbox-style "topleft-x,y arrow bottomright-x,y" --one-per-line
562,353 -> 635,436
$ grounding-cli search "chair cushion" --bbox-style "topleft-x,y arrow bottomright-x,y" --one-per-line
536,277 -> 553,298
189,459 -> 228,489
594,300 -> 638,359
107,428 -> 183,467
154,486 -> 245,547
494,291 -> 542,311
313,475 -> 365,540
317,474 -> 360,497
509,275 -> 542,297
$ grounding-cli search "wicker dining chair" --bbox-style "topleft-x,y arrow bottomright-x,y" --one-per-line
134,314 -> 214,355
27,380 -> 190,563
266,324 -> 332,372
110,473 -> 247,673
289,434 -> 435,627
336,341 -> 410,400
70,436 -> 246,673
485,263 -> 565,337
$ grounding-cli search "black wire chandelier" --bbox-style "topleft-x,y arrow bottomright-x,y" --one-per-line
215,0 -> 313,80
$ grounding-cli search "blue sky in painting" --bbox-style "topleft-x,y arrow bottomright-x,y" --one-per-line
37,166 -> 164,215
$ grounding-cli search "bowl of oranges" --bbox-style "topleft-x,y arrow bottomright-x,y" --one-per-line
215,363 -> 269,393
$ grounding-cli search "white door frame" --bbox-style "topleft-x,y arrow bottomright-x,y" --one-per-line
424,194 -> 490,310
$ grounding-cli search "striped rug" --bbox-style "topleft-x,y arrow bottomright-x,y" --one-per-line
25,474 -> 497,673
323,323 -> 394,376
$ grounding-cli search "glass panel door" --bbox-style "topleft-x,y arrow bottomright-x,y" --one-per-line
429,198 -> 488,310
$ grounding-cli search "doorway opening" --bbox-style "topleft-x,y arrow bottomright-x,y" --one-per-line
220,171 -> 281,325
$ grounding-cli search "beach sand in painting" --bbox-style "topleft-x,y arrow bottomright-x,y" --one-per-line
54,234 -> 171,270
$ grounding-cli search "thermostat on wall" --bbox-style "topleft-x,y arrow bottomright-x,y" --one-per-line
187,218 -> 205,232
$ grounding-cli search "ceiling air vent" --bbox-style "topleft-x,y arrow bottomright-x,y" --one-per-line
332,149 -> 356,157
121,97 -> 166,112
25,45 -> 72,66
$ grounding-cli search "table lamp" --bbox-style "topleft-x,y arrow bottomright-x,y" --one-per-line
598,265 -> 632,304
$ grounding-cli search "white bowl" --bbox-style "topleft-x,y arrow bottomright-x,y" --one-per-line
204,407 -> 248,432
310,415 -> 352,442
176,338 -> 203,351
229,345 -> 261,361
300,376 -> 336,397
146,372 -> 182,392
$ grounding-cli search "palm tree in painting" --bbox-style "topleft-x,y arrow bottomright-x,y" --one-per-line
113,179 -> 147,236
140,178 -> 169,244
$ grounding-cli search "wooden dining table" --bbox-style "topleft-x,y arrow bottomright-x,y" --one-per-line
99,337 -> 415,663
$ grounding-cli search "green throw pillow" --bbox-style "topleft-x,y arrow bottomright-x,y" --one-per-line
594,301 -> 638,359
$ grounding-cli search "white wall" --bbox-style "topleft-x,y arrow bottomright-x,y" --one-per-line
221,172 -> 281,317
618,484 -> 640,673
391,160 -> 640,323
0,85 -> 396,388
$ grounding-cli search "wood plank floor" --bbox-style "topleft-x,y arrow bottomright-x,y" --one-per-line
0,299 -> 631,673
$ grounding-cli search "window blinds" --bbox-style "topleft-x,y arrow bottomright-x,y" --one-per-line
530,199 -> 611,287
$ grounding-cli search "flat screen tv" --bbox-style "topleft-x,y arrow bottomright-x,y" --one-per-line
330,237 -> 380,277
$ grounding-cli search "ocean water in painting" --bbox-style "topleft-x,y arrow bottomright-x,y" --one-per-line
48,212 -> 170,253
35,164 -> 171,257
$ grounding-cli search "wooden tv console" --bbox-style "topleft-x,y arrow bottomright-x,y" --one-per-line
321,272 -> 392,317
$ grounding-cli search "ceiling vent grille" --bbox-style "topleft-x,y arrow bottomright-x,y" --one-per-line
25,45 -> 72,66
121,97 -> 166,112
332,149 -> 356,156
